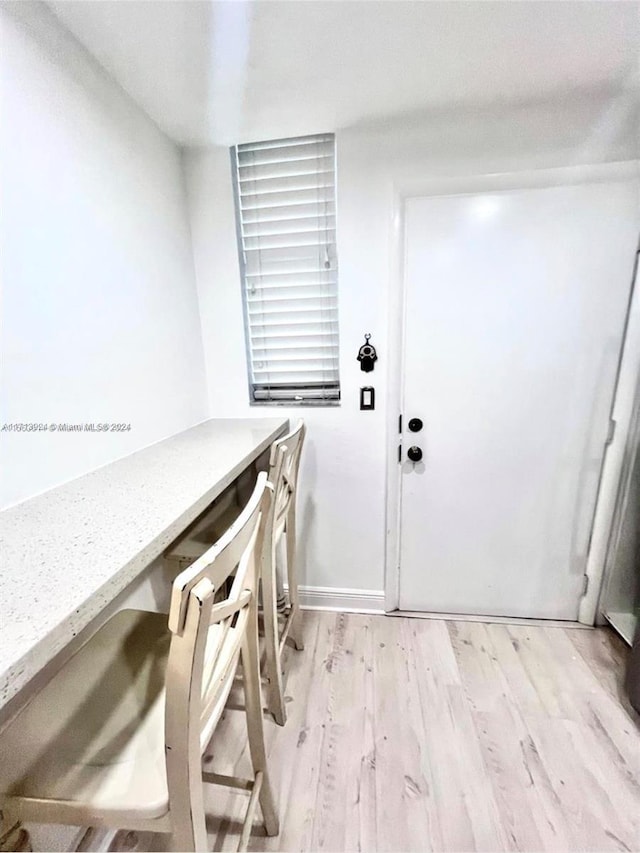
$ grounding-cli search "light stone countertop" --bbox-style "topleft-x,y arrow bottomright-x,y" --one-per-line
0,417 -> 288,711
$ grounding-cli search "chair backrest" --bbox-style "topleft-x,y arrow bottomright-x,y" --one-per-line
164,472 -> 272,764
269,419 -> 306,529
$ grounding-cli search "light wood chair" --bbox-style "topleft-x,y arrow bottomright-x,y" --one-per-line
165,419 -> 306,727
0,473 -> 279,853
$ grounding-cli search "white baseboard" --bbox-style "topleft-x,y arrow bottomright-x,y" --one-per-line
293,590 -> 589,625
390,610 -> 590,629
296,585 -> 385,614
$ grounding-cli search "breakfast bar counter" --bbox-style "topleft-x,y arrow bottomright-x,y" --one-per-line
0,417 -> 288,712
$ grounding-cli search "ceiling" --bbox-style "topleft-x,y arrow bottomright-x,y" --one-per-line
47,0 -> 640,147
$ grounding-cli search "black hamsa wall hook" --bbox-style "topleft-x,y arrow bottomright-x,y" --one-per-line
357,333 -> 377,373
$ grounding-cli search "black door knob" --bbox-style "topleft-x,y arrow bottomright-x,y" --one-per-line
408,418 -> 423,433
407,446 -> 423,462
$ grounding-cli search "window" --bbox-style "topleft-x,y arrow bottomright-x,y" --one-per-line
231,133 -> 340,404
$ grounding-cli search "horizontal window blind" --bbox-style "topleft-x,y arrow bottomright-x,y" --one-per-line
232,133 -> 340,403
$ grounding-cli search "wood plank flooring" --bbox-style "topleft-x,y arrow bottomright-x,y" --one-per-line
174,612 -> 640,852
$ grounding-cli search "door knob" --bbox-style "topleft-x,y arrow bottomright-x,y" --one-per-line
407,446 -> 423,462
408,418 -> 423,433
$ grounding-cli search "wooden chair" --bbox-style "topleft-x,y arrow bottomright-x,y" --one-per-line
165,419 -> 306,726
0,473 -> 279,853
260,419 -> 306,726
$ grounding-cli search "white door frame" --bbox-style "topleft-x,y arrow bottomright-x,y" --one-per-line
383,160 -> 640,621
580,237 -> 640,624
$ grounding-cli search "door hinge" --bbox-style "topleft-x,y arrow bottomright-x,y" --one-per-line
582,574 -> 589,596
398,414 -> 403,433
605,418 -> 616,446
398,444 -> 402,463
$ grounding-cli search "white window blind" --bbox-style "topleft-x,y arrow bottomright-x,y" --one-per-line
232,133 -> 340,404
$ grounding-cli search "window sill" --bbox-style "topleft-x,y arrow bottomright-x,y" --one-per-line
249,400 -> 341,409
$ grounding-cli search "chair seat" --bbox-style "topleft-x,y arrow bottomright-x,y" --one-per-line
0,610 -> 171,823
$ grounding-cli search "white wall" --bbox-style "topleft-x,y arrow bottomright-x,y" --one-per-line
184,89 -> 640,599
185,147 -> 389,597
0,3 -> 209,509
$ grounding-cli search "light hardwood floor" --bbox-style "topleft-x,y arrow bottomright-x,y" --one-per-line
162,611 -> 639,852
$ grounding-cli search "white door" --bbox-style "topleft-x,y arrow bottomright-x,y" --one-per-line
399,181 -> 640,619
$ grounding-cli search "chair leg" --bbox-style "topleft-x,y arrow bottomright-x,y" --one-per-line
284,512 -> 304,651
241,606 -> 280,840
261,541 -> 287,726
170,782 -> 208,852
166,674 -> 209,851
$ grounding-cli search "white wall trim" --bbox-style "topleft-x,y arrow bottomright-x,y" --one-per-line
383,194 -> 406,612
384,159 -> 640,617
390,610 -> 592,629
580,242 -> 640,625
297,585 -> 385,614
